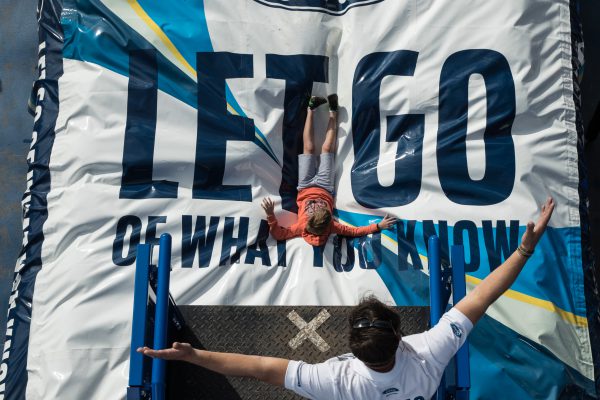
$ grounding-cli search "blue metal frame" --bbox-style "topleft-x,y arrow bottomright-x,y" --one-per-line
127,244 -> 152,399
128,233 -> 471,398
428,236 -> 447,400
127,234 -> 178,400
151,234 -> 172,400
428,236 -> 471,399
451,245 -> 471,399
428,236 -> 443,324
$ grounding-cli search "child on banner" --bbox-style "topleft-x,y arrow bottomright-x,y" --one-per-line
261,94 -> 396,246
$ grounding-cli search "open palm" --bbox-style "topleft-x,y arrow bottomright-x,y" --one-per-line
137,342 -> 194,362
378,214 -> 397,230
521,197 -> 555,252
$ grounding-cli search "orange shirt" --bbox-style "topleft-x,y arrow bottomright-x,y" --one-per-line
266,187 -> 379,246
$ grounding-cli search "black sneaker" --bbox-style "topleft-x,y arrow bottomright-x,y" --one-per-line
308,96 -> 327,110
327,94 -> 338,112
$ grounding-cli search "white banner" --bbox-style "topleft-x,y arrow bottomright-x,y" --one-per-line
3,0 -> 596,398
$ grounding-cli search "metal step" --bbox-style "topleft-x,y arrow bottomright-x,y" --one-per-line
168,305 -> 429,400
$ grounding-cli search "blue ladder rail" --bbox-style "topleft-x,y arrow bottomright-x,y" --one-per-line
128,243 -> 151,399
127,234 -> 183,400
428,235 -> 471,400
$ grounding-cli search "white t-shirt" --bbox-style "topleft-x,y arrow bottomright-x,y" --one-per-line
284,308 -> 473,400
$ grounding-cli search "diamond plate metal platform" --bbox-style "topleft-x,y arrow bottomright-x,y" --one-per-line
167,306 -> 429,400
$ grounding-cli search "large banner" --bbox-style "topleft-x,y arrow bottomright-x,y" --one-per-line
3,0 -> 598,398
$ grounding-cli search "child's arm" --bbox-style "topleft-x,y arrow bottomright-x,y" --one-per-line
262,197 -> 301,241
332,214 -> 397,237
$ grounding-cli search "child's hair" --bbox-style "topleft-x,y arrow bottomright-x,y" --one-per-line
306,207 -> 332,235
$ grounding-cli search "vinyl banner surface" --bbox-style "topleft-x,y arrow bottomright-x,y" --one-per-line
3,0 -> 597,398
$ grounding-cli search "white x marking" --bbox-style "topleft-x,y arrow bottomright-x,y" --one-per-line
287,309 -> 331,352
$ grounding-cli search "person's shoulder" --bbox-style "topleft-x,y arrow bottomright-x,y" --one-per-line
291,353 -> 354,372
285,358 -> 339,399
398,334 -> 430,360
401,333 -> 424,349
441,308 -> 473,335
404,308 -> 473,349
322,353 -> 360,376
328,353 -> 356,363
327,354 -> 375,383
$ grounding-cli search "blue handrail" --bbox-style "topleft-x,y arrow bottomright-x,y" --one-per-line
451,245 -> 471,398
151,234 -> 172,400
127,234 -> 176,400
129,244 -> 152,390
428,235 -> 443,325
428,235 -> 446,400
428,236 -> 471,400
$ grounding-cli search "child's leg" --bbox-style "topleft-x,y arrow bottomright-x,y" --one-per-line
314,95 -> 339,194
321,111 -> 338,154
303,108 -> 316,155
303,96 -> 328,154
321,94 -> 338,154
298,96 -> 325,191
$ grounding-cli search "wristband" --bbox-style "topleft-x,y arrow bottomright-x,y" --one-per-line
376,223 -> 380,230
517,245 -> 533,258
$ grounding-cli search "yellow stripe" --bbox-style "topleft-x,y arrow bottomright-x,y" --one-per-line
127,0 -> 196,77
129,0 -> 254,147
465,275 -> 588,327
227,104 -> 239,115
337,217 -> 588,328
225,105 -> 271,148
255,134 -> 268,147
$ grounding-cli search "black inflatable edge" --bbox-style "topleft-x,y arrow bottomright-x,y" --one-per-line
570,1 -> 600,398
0,0 -> 65,398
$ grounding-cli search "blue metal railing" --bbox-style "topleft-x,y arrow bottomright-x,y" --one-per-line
450,245 -> 471,399
129,233 -> 468,398
128,244 -> 152,399
151,234 -> 172,400
127,234 -> 178,400
428,236 -> 447,400
428,235 -> 471,400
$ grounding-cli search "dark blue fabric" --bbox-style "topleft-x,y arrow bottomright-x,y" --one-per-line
1,0 -> 64,398
266,54 -> 329,213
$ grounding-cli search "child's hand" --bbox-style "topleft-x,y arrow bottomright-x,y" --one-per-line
377,214 -> 397,231
261,197 -> 275,216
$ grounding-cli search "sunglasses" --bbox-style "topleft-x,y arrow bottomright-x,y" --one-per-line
352,318 -> 398,336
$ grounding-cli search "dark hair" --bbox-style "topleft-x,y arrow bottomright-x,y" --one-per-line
348,296 -> 401,366
306,207 -> 331,235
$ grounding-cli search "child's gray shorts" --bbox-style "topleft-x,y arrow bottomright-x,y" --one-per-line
297,153 -> 335,194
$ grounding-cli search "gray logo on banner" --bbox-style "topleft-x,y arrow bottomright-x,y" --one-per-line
252,0 -> 385,15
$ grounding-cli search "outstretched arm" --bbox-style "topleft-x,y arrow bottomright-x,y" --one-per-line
262,197 -> 300,241
333,214 -> 397,237
455,197 -> 555,325
138,342 -> 289,387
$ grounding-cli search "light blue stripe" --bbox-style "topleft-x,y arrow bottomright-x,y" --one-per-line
137,0 -> 280,164
335,209 -> 587,318
469,314 -> 596,398
62,0 -> 280,165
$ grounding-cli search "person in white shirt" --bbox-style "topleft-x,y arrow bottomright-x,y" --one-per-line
282,298 -> 472,399
138,197 -> 555,400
